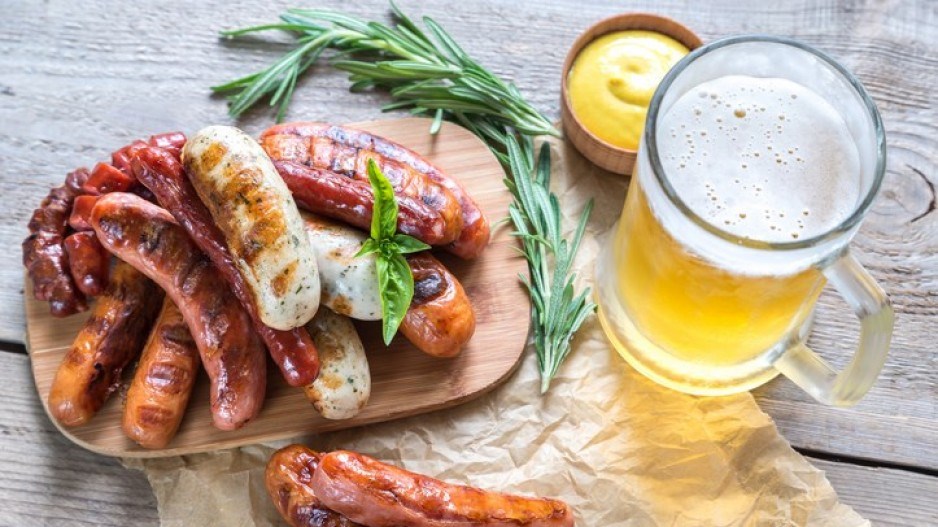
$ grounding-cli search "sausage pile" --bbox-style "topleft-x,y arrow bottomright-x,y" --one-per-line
267,444 -> 575,527
24,124 -> 485,449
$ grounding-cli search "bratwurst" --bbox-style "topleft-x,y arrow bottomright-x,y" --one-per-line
267,445 -> 575,527
302,214 -> 475,357
91,192 -> 266,430
183,125 -> 320,331
133,145 -> 320,387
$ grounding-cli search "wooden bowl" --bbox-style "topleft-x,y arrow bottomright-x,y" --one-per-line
561,13 -> 703,175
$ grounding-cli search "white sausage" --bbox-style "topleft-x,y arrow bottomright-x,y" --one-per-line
302,213 -> 382,321
183,125 -> 320,330
304,307 -> 370,419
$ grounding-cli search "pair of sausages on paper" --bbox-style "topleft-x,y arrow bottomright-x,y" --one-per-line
48,124 -> 485,443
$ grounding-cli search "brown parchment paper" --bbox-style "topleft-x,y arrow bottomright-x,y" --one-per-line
125,136 -> 869,526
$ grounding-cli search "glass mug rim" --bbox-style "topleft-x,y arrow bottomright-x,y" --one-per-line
643,34 -> 887,251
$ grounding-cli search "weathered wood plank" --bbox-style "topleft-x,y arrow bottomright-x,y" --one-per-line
0,352 -> 157,527
810,458 -> 938,527
1,0 -> 936,473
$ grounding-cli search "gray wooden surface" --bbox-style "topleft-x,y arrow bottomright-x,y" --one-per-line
1,0 -> 935,524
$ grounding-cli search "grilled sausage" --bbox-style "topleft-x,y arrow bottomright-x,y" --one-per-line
182,125 -> 320,331
302,214 -> 475,357
400,253 -> 475,358
268,446 -> 575,527
91,192 -> 266,430
304,308 -> 370,420
23,171 -> 87,316
123,297 -> 200,449
302,214 -> 382,321
63,231 -> 110,297
266,445 -> 363,527
315,450 -> 575,527
68,195 -> 99,232
261,122 -> 489,259
132,145 -> 320,387
48,260 -> 163,427
274,160 -> 451,246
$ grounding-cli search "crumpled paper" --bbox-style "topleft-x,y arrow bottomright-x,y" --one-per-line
126,136 -> 868,526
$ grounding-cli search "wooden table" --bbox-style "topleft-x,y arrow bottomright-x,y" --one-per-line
2,0 -> 935,524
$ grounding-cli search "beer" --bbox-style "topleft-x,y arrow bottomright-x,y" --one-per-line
598,73 -> 867,394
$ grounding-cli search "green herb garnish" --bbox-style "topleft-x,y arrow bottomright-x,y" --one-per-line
356,159 -> 430,345
215,3 -> 594,392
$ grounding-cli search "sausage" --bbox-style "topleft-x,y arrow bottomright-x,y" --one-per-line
48,260 -> 163,427
63,231 -> 110,297
123,297 -> 200,449
261,123 -> 463,245
23,170 -> 87,317
83,162 -> 136,195
147,131 -> 187,158
182,125 -> 320,331
132,145 -> 321,387
274,160 -> 451,246
261,122 -> 489,259
68,195 -> 100,232
299,448 -> 574,527
302,214 -> 474,357
302,214 -> 382,321
400,253 -> 475,358
91,192 -> 266,430
266,445 -> 363,527
304,308 -> 370,420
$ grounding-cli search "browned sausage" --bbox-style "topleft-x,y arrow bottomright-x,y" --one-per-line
274,160 -> 451,246
401,253 -> 475,358
63,231 -> 110,297
131,145 -> 320,387
123,297 -> 200,449
83,162 -> 136,195
269,446 -> 575,527
48,260 -> 163,427
266,445 -> 363,527
23,170 -> 88,317
261,122 -> 489,259
91,192 -> 266,430
68,195 -> 100,232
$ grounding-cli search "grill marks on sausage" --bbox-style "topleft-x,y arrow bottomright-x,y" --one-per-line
266,445 -> 364,527
47,260 -> 163,427
261,122 -> 490,259
91,193 -> 266,430
134,145 -> 320,388
23,171 -> 88,316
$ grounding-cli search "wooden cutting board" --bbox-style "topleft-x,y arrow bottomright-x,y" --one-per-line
24,117 -> 529,458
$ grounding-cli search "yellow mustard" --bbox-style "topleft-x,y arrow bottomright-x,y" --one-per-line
568,30 -> 689,150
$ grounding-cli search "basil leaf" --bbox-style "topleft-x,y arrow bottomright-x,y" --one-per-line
355,237 -> 381,258
376,252 -> 414,345
393,233 -> 431,254
367,158 -> 398,240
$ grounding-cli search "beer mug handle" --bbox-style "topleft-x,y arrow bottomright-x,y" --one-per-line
773,251 -> 894,406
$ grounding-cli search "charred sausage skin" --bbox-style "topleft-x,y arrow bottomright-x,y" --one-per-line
123,297 -> 201,449
132,145 -> 320,387
48,259 -> 163,427
261,123 -> 469,248
91,192 -> 266,431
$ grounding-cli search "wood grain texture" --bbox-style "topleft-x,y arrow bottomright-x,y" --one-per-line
1,0 -> 937,518
809,457 -> 938,526
24,117 -> 529,458
0,351 -> 158,527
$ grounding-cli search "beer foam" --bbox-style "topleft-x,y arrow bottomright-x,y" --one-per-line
658,75 -> 861,243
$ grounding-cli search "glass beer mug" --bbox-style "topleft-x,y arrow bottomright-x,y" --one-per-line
595,36 -> 893,405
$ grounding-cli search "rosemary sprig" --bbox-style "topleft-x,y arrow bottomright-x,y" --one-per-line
215,3 -> 595,393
